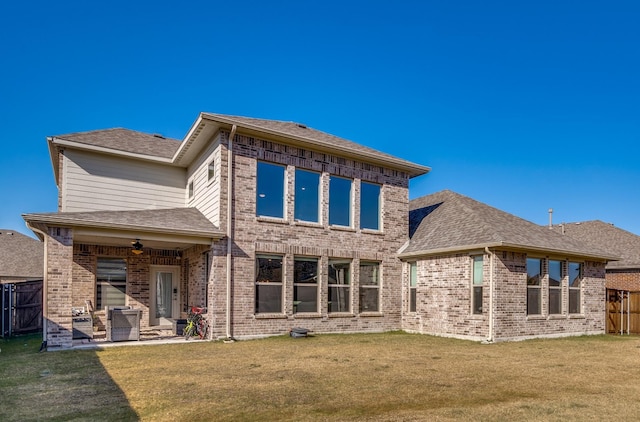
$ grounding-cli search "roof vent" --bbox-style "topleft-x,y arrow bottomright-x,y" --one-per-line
152,134 -> 165,139
296,123 -> 307,129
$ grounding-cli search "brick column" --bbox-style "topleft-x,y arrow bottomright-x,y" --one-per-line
45,227 -> 74,349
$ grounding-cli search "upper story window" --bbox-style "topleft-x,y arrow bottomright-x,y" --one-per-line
360,182 -> 381,231
208,159 -> 215,182
257,162 -> 285,219
472,255 -> 483,314
329,176 -> 352,227
188,180 -> 194,199
294,169 -> 320,223
526,258 -> 542,315
548,260 -> 563,315
568,262 -> 582,314
96,258 -> 126,309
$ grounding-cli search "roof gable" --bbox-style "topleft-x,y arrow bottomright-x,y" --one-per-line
404,190 -> 615,260
551,221 -> 640,269
0,230 -> 43,279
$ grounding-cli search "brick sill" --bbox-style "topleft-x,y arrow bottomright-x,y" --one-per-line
328,313 -> 356,318
293,221 -> 323,229
568,314 -> 585,319
256,216 -> 288,225
254,313 -> 287,319
292,313 -> 322,318
526,315 -> 546,321
329,225 -> 356,233
361,229 -> 384,236
359,312 -> 384,317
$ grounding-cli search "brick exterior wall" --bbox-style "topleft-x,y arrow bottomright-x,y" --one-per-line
402,250 -> 606,342
44,227 -> 73,348
218,130 -> 410,339
606,269 -> 640,292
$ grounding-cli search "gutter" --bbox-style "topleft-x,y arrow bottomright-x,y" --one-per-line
25,222 -> 48,351
226,125 -> 237,340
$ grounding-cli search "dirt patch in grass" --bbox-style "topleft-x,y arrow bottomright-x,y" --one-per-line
3,333 -> 640,421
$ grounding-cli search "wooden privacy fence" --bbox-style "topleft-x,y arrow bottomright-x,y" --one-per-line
607,289 -> 640,335
1,280 -> 42,337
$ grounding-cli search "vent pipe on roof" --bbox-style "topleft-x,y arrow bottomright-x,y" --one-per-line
548,208 -> 553,229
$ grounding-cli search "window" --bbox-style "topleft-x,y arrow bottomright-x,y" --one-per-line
359,261 -> 380,312
360,182 -> 381,230
329,176 -> 352,227
409,262 -> 417,313
548,260 -> 563,314
257,162 -> 285,218
255,255 -> 283,313
568,262 -> 582,314
294,169 -> 320,223
472,256 -> 483,314
294,257 -> 318,313
208,159 -> 215,182
188,180 -> 194,198
527,258 -> 542,315
96,258 -> 126,309
328,259 -> 351,313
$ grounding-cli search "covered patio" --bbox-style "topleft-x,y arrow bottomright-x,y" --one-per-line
23,207 -> 224,350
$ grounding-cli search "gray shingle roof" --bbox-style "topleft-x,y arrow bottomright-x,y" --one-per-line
550,221 -> 640,269
201,113 -> 430,176
0,230 -> 43,279
53,128 -> 181,159
23,208 -> 223,238
403,190 -> 615,260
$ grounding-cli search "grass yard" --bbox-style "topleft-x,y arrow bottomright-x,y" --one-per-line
1,332 -> 640,421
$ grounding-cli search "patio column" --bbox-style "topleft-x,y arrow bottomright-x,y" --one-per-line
45,227 -> 74,349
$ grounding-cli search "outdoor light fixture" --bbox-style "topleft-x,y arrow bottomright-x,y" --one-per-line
131,239 -> 144,255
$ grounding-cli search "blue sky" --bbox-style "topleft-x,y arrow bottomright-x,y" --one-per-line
1,1 -> 639,237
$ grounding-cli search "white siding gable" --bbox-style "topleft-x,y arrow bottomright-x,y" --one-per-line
186,134 -> 221,226
61,149 -> 186,212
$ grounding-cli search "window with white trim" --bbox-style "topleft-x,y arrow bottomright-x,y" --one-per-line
472,255 -> 483,314
294,257 -> 319,313
96,258 -> 127,309
329,176 -> 352,227
527,258 -> 542,315
188,180 -> 194,199
359,261 -> 380,312
207,159 -> 215,182
328,259 -> 351,313
255,255 -> 283,313
360,182 -> 381,230
294,169 -> 320,223
568,262 -> 582,314
548,260 -> 563,315
256,161 -> 286,218
409,262 -> 417,313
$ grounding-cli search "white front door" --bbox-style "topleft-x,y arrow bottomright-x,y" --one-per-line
150,266 -> 180,326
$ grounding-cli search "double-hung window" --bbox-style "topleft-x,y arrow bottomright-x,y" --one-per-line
409,262 -> 417,313
96,258 -> 126,309
548,260 -> 563,314
472,256 -> 483,314
360,182 -> 381,230
328,259 -> 351,313
329,176 -> 352,227
294,169 -> 320,223
257,162 -> 285,218
527,258 -> 542,315
359,261 -> 380,312
294,257 -> 318,313
255,255 -> 283,313
568,262 -> 582,314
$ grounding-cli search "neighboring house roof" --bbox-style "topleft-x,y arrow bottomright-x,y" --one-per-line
23,208 -> 224,247
401,190 -> 617,261
47,113 -> 430,179
550,221 -> 640,270
0,230 -> 43,280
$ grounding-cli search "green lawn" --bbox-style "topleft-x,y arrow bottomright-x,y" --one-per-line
1,332 -> 639,421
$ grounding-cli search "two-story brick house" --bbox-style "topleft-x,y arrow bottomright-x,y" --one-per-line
23,113 -> 430,349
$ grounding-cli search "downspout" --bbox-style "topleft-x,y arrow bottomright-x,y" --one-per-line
226,125 -> 237,340
485,247 -> 494,343
26,222 -> 48,350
